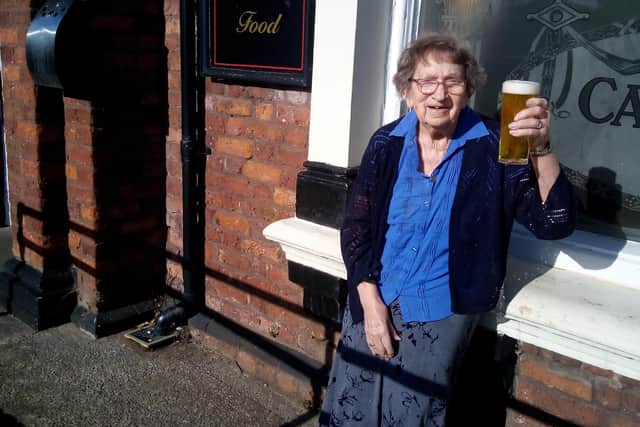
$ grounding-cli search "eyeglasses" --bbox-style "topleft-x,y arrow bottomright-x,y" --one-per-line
408,77 -> 466,95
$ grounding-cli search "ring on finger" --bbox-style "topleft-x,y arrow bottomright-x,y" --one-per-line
536,119 -> 543,129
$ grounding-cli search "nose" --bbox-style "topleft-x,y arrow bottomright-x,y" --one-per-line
431,81 -> 447,100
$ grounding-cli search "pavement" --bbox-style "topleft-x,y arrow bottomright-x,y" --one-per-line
0,314 -> 319,427
0,226 -> 319,427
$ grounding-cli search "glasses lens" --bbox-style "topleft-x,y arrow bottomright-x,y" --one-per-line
412,79 -> 465,94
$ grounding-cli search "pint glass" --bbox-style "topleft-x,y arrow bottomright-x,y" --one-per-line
498,80 -> 541,164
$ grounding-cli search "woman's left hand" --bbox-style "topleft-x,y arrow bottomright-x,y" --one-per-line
508,97 -> 550,151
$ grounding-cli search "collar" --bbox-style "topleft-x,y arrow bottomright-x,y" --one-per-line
390,107 -> 489,143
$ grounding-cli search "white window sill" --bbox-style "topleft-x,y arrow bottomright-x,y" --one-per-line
497,256 -> 640,381
263,217 -> 346,280
264,218 -> 640,380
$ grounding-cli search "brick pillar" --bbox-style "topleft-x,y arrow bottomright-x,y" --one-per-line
0,1 -> 75,330
59,0 -> 168,337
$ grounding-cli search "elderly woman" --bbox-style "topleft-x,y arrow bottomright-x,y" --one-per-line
319,34 -> 575,426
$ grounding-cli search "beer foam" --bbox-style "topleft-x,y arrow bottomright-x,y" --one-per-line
502,80 -> 540,95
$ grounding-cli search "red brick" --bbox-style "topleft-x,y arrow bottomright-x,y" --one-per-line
206,173 -> 249,195
515,377 -> 602,427
242,160 -> 281,184
16,120 -> 38,141
296,332 -> 332,364
582,363 -> 615,379
235,350 -> 258,376
253,141 -> 278,162
239,200 -> 285,224
620,375 -> 640,387
66,143 -> 93,164
205,112 -> 225,133
622,386 -> 640,414
206,81 -> 225,95
216,211 -> 250,234
65,164 -> 78,180
248,182 -> 272,200
68,230 -> 97,270
276,104 -> 310,126
273,187 -> 295,209
505,410 -> 550,427
10,83 -> 36,104
256,102 -> 274,121
285,91 -> 310,105
278,146 -> 307,168
594,377 -> 622,410
226,116 -> 285,142
518,342 -> 541,356
214,136 -> 253,159
284,126 -> 309,148
216,98 -> 253,116
165,33 -> 179,50
218,247 -> 252,271
167,52 -> 181,71
275,369 -> 312,400
517,355 -> 592,401
279,168 -> 299,192
605,413 -> 640,427
205,277 -> 249,306
0,27 -> 20,44
246,87 -> 285,101
240,239 -> 283,263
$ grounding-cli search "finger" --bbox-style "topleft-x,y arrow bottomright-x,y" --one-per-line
526,96 -> 548,108
513,106 -> 548,122
380,334 -> 394,359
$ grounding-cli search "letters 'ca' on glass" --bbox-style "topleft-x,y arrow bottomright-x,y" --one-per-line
498,80 -> 541,164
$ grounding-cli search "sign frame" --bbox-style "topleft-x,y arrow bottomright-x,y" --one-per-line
200,0 -> 314,88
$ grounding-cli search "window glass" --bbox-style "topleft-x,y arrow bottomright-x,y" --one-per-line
416,0 -> 640,241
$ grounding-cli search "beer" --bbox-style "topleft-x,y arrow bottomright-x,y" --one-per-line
498,80 -> 541,164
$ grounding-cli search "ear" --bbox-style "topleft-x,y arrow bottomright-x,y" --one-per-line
402,89 -> 412,110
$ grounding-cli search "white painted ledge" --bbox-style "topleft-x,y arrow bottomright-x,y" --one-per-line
498,257 -> 640,381
264,217 -> 640,381
263,217 -> 346,280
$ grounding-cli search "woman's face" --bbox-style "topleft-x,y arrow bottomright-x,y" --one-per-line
404,52 -> 469,136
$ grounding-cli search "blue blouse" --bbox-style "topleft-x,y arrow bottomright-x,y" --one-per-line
379,108 -> 489,322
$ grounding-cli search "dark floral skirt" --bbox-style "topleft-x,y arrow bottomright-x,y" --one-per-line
319,300 -> 478,427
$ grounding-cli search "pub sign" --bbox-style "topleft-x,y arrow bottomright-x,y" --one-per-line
201,0 -> 313,88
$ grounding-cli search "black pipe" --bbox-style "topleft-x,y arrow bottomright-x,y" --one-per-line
152,0 -> 205,333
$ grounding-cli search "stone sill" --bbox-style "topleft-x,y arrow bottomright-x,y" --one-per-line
264,217 -> 640,381
263,217 -> 346,280
497,256 -> 640,381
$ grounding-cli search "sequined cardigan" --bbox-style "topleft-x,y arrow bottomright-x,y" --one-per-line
341,114 -> 576,324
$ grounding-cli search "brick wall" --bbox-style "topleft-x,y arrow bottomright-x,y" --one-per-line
507,343 -> 640,427
164,0 -> 335,375
0,1 -> 69,272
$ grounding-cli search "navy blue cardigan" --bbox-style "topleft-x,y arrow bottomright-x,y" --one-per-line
341,114 -> 576,324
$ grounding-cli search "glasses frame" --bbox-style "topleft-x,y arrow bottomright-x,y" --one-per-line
408,77 -> 467,95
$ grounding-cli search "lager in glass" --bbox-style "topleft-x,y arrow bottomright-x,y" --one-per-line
498,80 -> 541,164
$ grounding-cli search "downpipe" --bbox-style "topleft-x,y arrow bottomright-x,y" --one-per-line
144,0 -> 205,341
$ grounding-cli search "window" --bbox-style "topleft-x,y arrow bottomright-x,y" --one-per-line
387,0 -> 640,242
